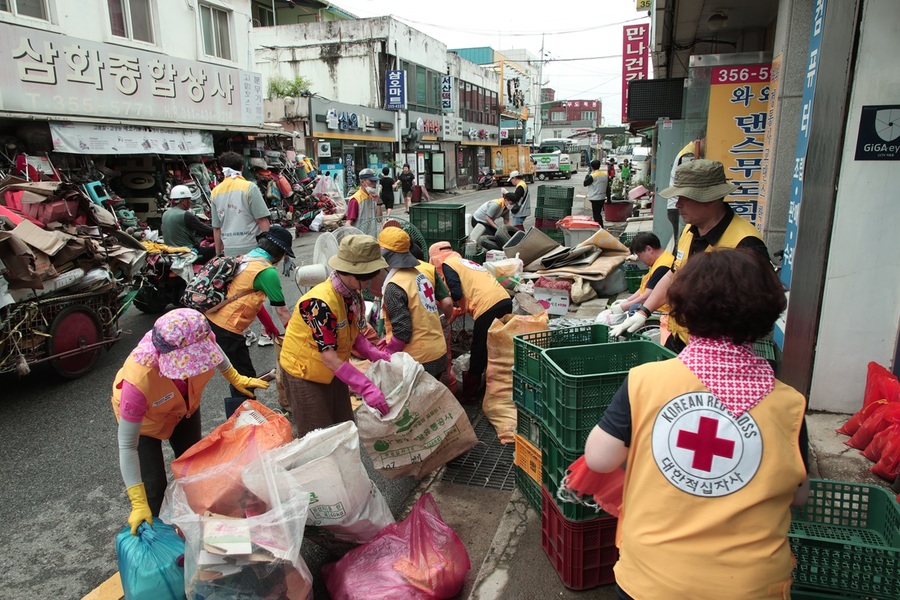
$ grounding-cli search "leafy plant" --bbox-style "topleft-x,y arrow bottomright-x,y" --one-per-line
267,75 -> 312,99
610,177 -> 626,199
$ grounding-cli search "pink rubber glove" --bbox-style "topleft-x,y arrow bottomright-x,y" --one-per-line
353,334 -> 391,363
384,336 -> 406,355
334,361 -> 389,415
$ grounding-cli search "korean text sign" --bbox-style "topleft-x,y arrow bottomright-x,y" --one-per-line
385,70 -> 407,111
705,63 -> 772,225
0,23 -> 263,127
622,23 -> 650,123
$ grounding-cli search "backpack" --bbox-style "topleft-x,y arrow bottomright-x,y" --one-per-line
181,255 -> 253,313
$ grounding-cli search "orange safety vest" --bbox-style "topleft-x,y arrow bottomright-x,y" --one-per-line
668,216 -> 763,343
442,255 -> 509,320
280,280 -> 359,384
110,359 -> 214,440
205,256 -> 272,335
639,250 -> 675,313
382,268 -> 447,363
615,359 -> 806,600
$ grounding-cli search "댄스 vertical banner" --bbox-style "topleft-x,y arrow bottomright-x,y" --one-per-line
756,55 -> 782,234
705,63 -> 772,225
385,70 -> 407,110
622,24 -> 650,123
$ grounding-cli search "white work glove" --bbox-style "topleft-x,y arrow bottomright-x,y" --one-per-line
610,311 -> 648,337
609,301 -> 626,315
595,309 -> 627,326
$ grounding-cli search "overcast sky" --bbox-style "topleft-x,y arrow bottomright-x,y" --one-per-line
329,0 -> 651,125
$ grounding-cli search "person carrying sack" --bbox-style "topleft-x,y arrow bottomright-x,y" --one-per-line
280,235 -> 392,438
111,309 -> 269,533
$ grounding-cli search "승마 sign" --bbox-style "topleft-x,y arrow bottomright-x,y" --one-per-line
0,22 -> 263,128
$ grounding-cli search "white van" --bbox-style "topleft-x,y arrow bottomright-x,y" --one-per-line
631,147 -> 651,181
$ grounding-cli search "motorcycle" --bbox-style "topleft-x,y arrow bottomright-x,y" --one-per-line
476,168 -> 495,190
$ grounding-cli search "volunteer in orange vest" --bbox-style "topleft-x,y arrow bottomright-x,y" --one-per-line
429,242 -> 512,402
111,309 -> 269,534
378,228 -> 448,379
610,232 -> 675,315
280,235 -> 391,438
611,160 -> 769,353
205,226 -> 294,413
585,250 -> 810,600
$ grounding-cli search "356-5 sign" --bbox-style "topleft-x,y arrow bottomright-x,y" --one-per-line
713,65 -> 771,84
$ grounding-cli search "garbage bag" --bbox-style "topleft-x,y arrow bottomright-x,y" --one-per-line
116,519 -> 185,600
359,352 -> 478,479
871,423 -> 900,481
322,493 -> 470,600
559,455 -> 625,518
483,313 -> 549,444
168,486 -> 313,600
837,362 -> 900,435
169,400 -> 293,517
846,401 -> 894,450
241,421 -> 394,548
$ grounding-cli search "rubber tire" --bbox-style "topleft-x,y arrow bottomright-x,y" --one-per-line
477,235 -> 502,251
537,173 -> 547,181
49,306 -> 102,379
565,173 -> 572,180
494,225 -> 518,245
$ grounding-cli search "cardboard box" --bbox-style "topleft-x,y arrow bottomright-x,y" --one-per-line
533,287 -> 570,316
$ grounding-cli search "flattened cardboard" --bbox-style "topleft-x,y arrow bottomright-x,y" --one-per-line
0,231 -> 41,289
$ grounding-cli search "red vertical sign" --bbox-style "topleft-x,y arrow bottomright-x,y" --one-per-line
622,23 -> 650,123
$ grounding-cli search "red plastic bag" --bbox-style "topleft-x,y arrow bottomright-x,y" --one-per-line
170,399 -> 292,516
871,423 -> 900,481
846,401 -> 890,450
322,493 -> 470,600
838,363 -> 900,435
862,425 -> 893,462
559,455 -> 625,518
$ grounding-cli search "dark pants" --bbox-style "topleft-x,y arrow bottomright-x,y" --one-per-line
590,200 -> 605,228
616,584 -> 634,600
667,208 -> 681,249
664,332 -> 687,354
138,410 -> 202,516
208,320 -> 256,399
606,178 -> 613,202
471,215 -> 497,236
468,298 -> 513,379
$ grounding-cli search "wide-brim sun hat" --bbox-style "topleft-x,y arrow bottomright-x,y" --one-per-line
131,308 -> 223,379
428,241 -> 461,271
328,234 -> 388,274
660,159 -> 739,202
261,226 -> 295,258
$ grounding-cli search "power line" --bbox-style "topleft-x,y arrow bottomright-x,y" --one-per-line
393,15 -> 648,37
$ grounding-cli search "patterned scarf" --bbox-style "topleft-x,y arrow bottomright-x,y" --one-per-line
678,337 -> 774,417
329,269 -> 366,330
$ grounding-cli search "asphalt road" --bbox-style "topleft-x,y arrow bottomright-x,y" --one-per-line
0,177 -> 583,600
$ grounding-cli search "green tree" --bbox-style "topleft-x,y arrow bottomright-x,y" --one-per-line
267,75 -> 312,99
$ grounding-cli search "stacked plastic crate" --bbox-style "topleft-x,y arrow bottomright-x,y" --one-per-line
511,324 -> 675,590
617,231 -> 649,293
534,186 -> 574,244
408,203 -> 467,253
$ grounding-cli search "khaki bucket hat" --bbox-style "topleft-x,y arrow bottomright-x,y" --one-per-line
660,159 -> 738,202
328,234 -> 388,274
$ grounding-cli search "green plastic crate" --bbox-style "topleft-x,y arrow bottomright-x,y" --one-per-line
753,339 -> 776,361
514,324 -> 611,380
409,203 -> 466,240
790,588 -> 859,600
516,406 -> 543,447
423,235 -> 467,254
541,341 -> 676,453
536,186 -> 575,211
516,466 -> 542,513
513,372 -> 544,422
465,250 -> 486,265
624,268 -> 648,293
539,228 -> 565,244
541,432 -> 608,522
535,205 -> 571,222
789,479 -> 900,599
618,231 -> 637,247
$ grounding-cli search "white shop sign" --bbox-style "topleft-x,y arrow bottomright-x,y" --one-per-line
50,122 -> 214,155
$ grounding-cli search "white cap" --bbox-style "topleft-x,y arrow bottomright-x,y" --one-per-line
508,170 -> 521,179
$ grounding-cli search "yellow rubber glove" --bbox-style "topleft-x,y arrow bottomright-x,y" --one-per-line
222,366 -> 270,397
126,483 -> 153,536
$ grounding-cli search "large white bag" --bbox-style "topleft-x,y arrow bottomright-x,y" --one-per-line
359,352 -> 478,479
241,421 -> 394,547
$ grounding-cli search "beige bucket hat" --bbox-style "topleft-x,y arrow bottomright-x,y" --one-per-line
660,159 -> 738,202
328,234 -> 389,274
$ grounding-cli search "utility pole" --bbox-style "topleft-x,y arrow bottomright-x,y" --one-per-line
536,33 -> 544,147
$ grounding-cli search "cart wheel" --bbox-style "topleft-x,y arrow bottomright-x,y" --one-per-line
49,306 -> 102,379
537,173 -> 547,181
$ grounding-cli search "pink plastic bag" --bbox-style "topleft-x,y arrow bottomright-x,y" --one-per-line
322,493 -> 470,600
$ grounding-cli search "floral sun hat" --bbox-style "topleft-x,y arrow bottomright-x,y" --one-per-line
131,308 -> 223,379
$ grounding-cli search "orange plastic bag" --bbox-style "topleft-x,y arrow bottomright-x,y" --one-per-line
837,362 -> 900,435
170,399 -> 292,516
559,455 -> 625,518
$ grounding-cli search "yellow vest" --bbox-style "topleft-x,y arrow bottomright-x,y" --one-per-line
616,359 -> 806,600
111,359 -> 214,440
639,250 -> 675,313
383,269 -> 447,363
668,215 -> 763,342
206,256 -> 272,334
417,261 -> 438,283
280,280 -> 359,384
443,255 -> 509,320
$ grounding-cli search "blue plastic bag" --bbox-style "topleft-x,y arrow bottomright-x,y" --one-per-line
116,519 -> 186,600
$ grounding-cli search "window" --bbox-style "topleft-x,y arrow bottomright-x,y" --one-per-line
0,0 -> 48,19
255,3 -> 274,27
108,0 -> 154,43
550,111 -> 567,122
581,111 -> 596,121
200,3 -> 232,60
415,66 -> 427,106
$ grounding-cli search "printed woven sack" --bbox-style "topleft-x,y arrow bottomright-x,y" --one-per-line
181,254 -> 246,313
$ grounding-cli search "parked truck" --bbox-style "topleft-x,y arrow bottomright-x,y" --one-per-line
531,149 -> 573,180
490,145 -> 535,183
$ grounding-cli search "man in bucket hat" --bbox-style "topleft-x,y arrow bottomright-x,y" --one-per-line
111,308 -> 269,533
378,228 -> 448,379
611,159 -> 770,353
280,234 -> 392,437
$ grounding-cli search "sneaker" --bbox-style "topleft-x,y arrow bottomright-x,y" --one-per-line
244,331 -> 258,347
257,333 -> 274,347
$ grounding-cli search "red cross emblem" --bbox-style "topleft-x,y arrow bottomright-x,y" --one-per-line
422,281 -> 435,303
676,416 -> 735,472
